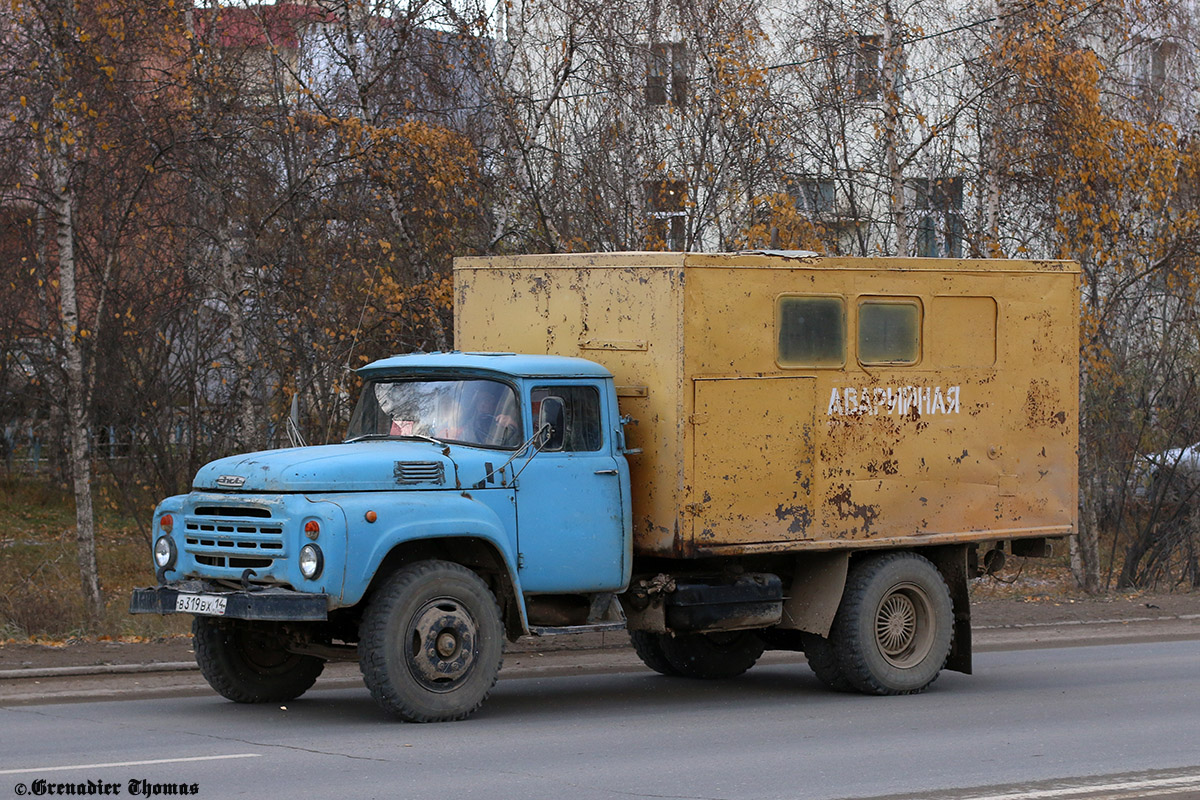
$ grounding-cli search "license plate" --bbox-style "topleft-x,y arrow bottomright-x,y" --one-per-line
175,593 -> 228,616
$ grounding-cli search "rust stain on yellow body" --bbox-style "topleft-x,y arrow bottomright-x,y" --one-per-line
454,252 -> 1079,560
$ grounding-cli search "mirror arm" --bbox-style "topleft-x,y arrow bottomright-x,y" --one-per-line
508,423 -> 553,483
475,423 -> 552,488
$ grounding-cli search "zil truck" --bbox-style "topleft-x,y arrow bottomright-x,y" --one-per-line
131,251 -> 1079,722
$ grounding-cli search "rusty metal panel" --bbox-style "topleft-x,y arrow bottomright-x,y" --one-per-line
454,252 -> 1080,561
678,260 -> 1077,555
691,376 -> 816,547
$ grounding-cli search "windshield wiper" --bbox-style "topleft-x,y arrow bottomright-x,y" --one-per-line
343,433 -> 394,443
344,433 -> 446,446
402,433 -> 445,446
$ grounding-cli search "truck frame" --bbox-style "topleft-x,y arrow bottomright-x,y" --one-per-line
132,251 -> 1079,720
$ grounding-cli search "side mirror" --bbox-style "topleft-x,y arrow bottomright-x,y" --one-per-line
538,396 -> 566,451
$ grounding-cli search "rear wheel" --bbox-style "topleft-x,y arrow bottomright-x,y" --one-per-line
658,630 -> 766,679
800,632 -> 853,692
830,552 -> 953,695
628,630 -> 681,676
359,560 -> 504,722
192,617 -> 324,703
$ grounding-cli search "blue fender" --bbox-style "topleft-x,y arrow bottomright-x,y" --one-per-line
326,490 -> 525,623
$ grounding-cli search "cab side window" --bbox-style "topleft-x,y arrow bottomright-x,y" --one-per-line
530,386 -> 603,452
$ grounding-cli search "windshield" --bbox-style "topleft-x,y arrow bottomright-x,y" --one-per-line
346,378 -> 522,449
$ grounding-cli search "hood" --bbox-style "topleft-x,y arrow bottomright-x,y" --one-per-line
193,441 -> 469,493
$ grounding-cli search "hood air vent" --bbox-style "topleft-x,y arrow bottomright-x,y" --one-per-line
394,461 -> 445,485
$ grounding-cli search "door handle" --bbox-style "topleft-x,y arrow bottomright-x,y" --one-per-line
594,469 -> 619,475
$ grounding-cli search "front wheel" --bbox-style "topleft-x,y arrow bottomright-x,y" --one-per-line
192,617 -> 324,703
830,552 -> 953,695
359,560 -> 504,722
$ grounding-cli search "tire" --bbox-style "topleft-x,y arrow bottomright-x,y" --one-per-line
192,617 -> 324,703
800,632 -> 854,692
629,630 -> 681,676
830,552 -> 953,695
658,630 -> 766,679
359,560 -> 504,722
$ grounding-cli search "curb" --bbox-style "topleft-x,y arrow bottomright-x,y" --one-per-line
974,613 -> 1200,629
0,662 -> 200,680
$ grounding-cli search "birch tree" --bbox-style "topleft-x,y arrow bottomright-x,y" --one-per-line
0,0 -> 187,623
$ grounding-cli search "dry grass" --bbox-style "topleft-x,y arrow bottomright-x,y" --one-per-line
0,475 -> 190,641
967,531 -> 1179,602
970,556 -> 1085,601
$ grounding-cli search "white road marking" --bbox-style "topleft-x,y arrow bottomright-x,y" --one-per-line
964,773 -> 1200,800
0,753 -> 261,776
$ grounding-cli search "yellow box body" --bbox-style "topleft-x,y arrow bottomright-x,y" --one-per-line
454,252 -> 1079,560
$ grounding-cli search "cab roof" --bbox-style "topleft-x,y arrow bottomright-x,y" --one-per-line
357,351 -> 613,380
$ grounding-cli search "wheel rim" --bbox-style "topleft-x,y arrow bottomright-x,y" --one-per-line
403,597 -> 479,693
234,627 -> 299,674
873,581 -> 934,668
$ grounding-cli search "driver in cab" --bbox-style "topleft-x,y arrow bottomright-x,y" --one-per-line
456,383 -> 520,447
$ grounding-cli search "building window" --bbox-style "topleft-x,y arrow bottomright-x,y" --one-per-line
645,179 -> 686,250
858,298 -> 921,365
1129,37 -> 1176,94
797,178 -> 836,215
777,295 -> 846,367
647,42 -> 688,107
910,177 -> 963,258
853,34 -> 882,101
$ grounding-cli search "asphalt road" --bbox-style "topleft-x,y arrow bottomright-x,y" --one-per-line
2,639 -> 1199,800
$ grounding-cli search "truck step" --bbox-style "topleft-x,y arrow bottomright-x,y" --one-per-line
527,622 -> 627,636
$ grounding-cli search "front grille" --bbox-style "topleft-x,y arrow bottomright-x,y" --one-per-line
184,504 -> 285,571
194,505 -> 271,518
196,554 -> 274,569
394,460 -> 445,484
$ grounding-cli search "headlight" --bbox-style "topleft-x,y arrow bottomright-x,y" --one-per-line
299,544 -> 323,579
153,536 -> 176,569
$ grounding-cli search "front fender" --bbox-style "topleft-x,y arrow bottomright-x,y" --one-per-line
327,490 -> 521,609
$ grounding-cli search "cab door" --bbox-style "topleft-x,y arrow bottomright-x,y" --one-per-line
513,381 -> 629,593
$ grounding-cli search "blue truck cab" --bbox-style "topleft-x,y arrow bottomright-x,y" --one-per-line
131,352 -> 633,721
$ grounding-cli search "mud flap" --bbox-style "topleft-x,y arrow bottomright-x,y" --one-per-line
925,544 -> 972,675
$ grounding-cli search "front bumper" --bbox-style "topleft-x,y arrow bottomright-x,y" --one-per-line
130,582 -> 329,621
